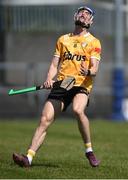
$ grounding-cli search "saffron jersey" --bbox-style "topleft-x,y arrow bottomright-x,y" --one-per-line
54,32 -> 101,92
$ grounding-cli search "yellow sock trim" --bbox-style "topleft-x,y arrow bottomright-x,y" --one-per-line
27,149 -> 36,157
85,142 -> 92,148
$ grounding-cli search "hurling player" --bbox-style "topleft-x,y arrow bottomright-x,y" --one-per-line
13,6 -> 101,168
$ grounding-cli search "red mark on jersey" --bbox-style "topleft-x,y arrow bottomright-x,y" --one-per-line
94,48 -> 101,53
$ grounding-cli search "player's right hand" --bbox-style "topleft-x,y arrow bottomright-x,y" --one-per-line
43,78 -> 55,89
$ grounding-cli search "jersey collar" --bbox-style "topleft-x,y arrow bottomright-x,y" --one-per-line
84,32 -> 90,38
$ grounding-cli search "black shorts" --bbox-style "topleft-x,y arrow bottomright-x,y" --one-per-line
47,81 -> 90,111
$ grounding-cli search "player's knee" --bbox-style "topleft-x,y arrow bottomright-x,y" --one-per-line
40,114 -> 52,128
73,106 -> 83,116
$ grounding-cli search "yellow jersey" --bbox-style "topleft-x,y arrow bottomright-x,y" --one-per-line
54,32 -> 101,92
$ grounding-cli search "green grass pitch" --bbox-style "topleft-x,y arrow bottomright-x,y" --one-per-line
0,118 -> 128,179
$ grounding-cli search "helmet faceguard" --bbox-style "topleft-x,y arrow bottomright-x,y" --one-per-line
74,6 -> 95,29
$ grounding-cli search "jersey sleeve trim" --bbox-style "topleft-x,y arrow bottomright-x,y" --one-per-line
54,54 -> 60,58
91,56 -> 101,61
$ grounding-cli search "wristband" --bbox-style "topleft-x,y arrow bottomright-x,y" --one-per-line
86,69 -> 91,76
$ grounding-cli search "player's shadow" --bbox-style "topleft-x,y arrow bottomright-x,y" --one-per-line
32,162 -> 60,168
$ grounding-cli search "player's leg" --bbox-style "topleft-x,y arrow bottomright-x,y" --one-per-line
29,99 -> 63,152
13,99 -> 64,167
72,93 -> 100,167
72,93 -> 91,143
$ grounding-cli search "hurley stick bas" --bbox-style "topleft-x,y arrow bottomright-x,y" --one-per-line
8,76 -> 75,96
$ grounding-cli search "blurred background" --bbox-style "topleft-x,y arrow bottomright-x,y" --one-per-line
0,0 -> 128,120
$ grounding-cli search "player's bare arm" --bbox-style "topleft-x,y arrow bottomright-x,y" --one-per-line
80,58 -> 100,76
89,58 -> 100,76
43,56 -> 60,88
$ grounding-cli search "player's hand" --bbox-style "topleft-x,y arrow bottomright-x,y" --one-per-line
43,78 -> 55,89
